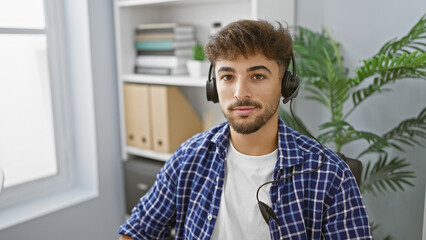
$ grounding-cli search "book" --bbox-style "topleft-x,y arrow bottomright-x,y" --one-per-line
135,33 -> 194,41
135,40 -> 196,51
134,66 -> 188,75
136,48 -> 193,57
136,55 -> 189,68
136,22 -> 192,30
136,23 -> 194,35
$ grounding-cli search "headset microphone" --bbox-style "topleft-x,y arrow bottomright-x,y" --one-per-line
258,201 -> 281,226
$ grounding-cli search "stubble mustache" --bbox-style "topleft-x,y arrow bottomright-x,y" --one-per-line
227,99 -> 262,110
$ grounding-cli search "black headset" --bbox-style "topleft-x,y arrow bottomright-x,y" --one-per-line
206,53 -> 300,104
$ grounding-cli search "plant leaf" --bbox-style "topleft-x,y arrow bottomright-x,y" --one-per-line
351,52 -> 426,108
319,120 -> 391,151
360,155 -> 415,196
359,106 -> 426,157
378,14 -> 426,57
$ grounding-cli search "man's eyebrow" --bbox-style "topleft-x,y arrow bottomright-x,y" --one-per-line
217,66 -> 235,72
247,65 -> 272,74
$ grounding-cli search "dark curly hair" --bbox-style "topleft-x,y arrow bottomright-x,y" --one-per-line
204,19 -> 293,72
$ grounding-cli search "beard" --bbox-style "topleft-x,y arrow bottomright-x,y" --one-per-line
222,97 -> 280,135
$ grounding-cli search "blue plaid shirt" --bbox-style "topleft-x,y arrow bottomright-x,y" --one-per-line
118,118 -> 373,239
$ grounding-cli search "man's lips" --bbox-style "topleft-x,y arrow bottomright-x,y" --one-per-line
232,106 -> 256,115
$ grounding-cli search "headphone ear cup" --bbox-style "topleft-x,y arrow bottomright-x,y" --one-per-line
282,70 -> 291,99
282,70 -> 300,104
206,77 -> 219,103
206,64 -> 219,103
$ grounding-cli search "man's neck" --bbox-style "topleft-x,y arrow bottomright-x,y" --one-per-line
229,116 -> 279,156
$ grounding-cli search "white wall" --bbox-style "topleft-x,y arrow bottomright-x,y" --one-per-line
0,0 -> 125,239
296,0 -> 426,239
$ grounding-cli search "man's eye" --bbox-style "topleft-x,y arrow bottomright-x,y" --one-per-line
221,75 -> 233,81
253,74 -> 265,80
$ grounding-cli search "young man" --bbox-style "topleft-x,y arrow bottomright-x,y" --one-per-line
118,20 -> 372,239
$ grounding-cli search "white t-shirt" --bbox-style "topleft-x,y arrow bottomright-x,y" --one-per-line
210,141 -> 277,240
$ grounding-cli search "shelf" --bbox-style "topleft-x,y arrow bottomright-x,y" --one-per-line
117,0 -> 244,7
115,0 -> 255,164
122,74 -> 206,87
126,146 -> 172,162
117,0 -> 178,7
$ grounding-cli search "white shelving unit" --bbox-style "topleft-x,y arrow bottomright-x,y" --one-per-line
122,74 -> 205,87
113,0 -> 295,161
125,146 -> 171,162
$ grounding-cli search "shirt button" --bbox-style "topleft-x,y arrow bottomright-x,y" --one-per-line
216,176 -> 219,182
207,214 -> 213,221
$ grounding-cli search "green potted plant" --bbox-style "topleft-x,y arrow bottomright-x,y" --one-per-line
186,44 -> 209,78
281,14 -> 426,239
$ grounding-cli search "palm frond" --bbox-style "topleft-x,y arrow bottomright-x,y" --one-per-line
304,85 -> 329,107
323,50 -> 350,121
360,155 -> 415,196
359,106 -> 426,157
350,52 -> 426,109
293,26 -> 339,79
345,130 -> 391,150
355,51 -> 426,81
293,26 -> 350,124
319,120 -> 390,151
378,14 -> 426,57
317,129 -> 339,145
344,15 -> 426,118
317,120 -> 351,147
324,28 -> 344,79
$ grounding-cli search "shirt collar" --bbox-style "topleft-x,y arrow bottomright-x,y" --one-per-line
276,117 -> 305,169
210,118 -> 304,170
210,122 -> 231,158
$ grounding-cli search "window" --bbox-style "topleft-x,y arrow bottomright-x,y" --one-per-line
0,0 -> 58,188
0,0 -> 98,229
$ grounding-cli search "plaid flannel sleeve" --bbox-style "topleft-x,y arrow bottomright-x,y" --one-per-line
118,162 -> 177,240
322,170 -> 373,239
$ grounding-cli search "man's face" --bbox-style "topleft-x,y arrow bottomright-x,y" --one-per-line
215,54 -> 282,135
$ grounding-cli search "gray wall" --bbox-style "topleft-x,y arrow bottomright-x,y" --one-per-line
296,0 -> 426,239
0,0 -> 125,239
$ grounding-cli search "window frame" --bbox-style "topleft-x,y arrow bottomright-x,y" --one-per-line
0,0 -> 72,207
0,0 -> 99,230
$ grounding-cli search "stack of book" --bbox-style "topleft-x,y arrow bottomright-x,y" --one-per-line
134,23 -> 196,75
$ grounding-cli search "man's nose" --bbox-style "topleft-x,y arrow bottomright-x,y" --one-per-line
233,78 -> 252,100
